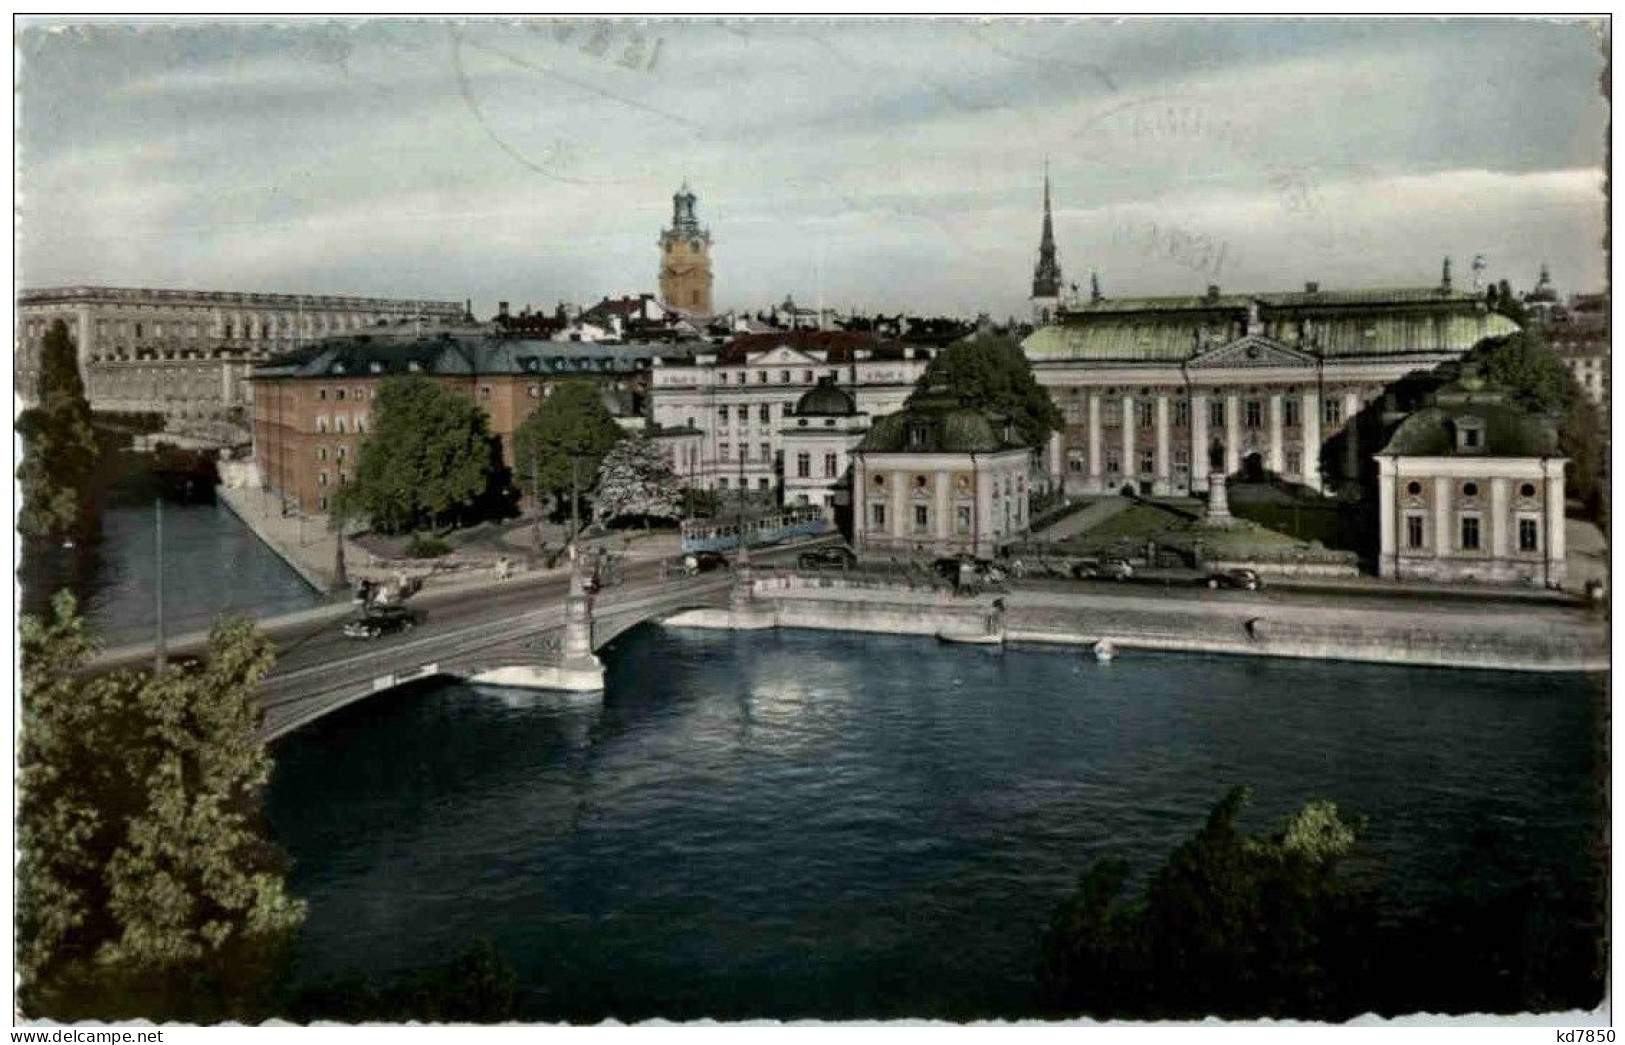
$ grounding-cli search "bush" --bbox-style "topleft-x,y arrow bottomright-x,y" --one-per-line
404,535 -> 451,559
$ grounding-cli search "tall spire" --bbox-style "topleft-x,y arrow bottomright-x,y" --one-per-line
1031,159 -> 1062,301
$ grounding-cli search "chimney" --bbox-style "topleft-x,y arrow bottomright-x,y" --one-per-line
1304,281 -> 1319,294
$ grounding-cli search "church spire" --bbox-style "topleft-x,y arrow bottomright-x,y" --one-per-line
1031,159 -> 1062,302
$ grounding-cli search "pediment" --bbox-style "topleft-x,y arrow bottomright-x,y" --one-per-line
750,345 -> 825,366
1188,335 -> 1317,369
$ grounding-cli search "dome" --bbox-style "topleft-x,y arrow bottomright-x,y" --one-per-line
794,376 -> 858,417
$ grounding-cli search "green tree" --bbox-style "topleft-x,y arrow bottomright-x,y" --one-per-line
339,374 -> 503,534
1039,787 -> 1371,1021
1469,330 -> 1605,510
18,594 -> 306,1021
17,319 -> 99,540
511,380 -> 625,521
594,432 -> 683,525
910,334 -> 1062,446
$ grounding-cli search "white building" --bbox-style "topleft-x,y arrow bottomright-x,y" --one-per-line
781,377 -> 870,514
648,330 -> 934,496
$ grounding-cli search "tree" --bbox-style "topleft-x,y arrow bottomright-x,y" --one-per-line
17,319 -> 99,540
1469,330 -> 1605,510
593,431 -> 683,525
18,594 -> 306,1021
1039,787 -> 1371,1021
910,334 -> 1062,446
339,374 -> 504,534
511,380 -> 625,521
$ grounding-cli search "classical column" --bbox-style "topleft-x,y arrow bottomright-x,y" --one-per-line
1224,392 -> 1241,476
935,470 -> 952,542
1121,394 -> 1136,491
1191,389 -> 1210,484
1301,389 -> 1322,492
1342,389 -> 1362,479
1433,476 -> 1451,562
1154,393 -> 1171,495
1377,458 -> 1397,577
1490,477 -> 1511,559
1047,431 -> 1063,488
1544,460 -> 1567,580
1267,392 -> 1285,476
1087,391 -> 1103,491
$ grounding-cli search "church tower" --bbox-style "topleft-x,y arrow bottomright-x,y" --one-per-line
659,180 -> 714,316
1030,162 -> 1063,325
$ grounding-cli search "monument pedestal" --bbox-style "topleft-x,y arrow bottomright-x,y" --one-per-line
1203,473 -> 1237,528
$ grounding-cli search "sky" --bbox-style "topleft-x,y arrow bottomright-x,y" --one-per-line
15,17 -> 1611,318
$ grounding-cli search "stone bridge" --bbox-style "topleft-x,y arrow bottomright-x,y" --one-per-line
250,576 -> 731,742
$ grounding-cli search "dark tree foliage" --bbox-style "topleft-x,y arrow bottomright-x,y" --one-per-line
17,319 -> 99,540
1038,788 -> 1604,1021
1468,330 -> 1605,510
285,940 -> 517,1023
511,380 -> 625,518
911,334 -> 1063,447
18,594 -> 305,1022
339,374 -> 508,534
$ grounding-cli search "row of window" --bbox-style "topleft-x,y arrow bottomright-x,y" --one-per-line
792,452 -> 841,479
1069,396 -> 1342,429
714,476 -> 772,491
721,368 -> 844,385
315,414 -> 367,434
1404,514 -> 1541,553
1403,480 -> 1542,501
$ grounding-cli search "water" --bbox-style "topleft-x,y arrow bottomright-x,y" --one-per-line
17,463 -> 321,646
264,627 -> 1603,1020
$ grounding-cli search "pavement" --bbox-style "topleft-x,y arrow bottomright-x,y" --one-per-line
1032,496 -> 1135,540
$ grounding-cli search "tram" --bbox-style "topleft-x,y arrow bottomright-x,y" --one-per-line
680,506 -> 830,554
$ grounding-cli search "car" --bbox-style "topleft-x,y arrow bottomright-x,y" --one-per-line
1207,568 -> 1262,591
341,605 -> 420,640
683,550 -> 730,576
798,545 -> 857,570
1071,557 -> 1133,580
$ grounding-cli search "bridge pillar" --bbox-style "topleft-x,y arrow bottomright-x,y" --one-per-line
727,559 -> 777,629
467,548 -> 605,692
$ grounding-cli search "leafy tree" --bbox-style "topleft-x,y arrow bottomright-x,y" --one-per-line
594,432 -> 683,525
910,334 -> 1063,446
511,380 -> 625,521
17,319 -> 99,540
1039,787 -> 1371,1021
339,374 -> 503,534
18,594 -> 306,1021
1469,331 -> 1605,509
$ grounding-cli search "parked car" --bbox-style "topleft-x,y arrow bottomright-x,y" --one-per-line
1207,568 -> 1263,591
1071,557 -> 1133,580
683,550 -> 730,576
798,545 -> 857,570
341,605 -> 421,640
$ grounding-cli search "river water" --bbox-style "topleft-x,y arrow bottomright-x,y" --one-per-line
264,626 -> 1603,1021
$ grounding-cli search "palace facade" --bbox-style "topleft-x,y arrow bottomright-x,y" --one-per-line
1021,274 -> 1521,497
17,285 -> 465,427
647,330 -> 935,496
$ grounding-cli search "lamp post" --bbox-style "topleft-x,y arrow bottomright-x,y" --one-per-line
332,507 -> 348,591
154,498 -> 166,672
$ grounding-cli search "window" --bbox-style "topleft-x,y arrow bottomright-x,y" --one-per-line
318,472 -> 329,486
479,386 -> 491,399
1519,482 -> 1537,499
908,422 -> 928,449
758,404 -> 770,423
796,452 -> 811,478
803,370 -> 813,383
760,442 -> 771,463
1244,399 -> 1263,429
1406,481 -> 1423,497
1140,450 -> 1155,474
1519,518 -> 1540,552
717,406 -> 728,422
337,446 -> 347,461
956,504 -> 973,534
823,452 -> 837,478
913,504 -> 930,531
317,416 -> 329,433
1460,516 -> 1481,551
780,371 -> 791,383
872,503 -> 887,527
1173,399 -> 1189,427
782,403 -> 794,417
720,442 -> 731,462
1210,400 -> 1226,428
354,388 -> 365,400
719,477 -> 729,490
356,416 -> 366,434
758,478 -> 769,490
1102,399 -> 1122,425
736,405 -> 749,422
1406,514 -> 1425,549
1067,450 -> 1085,472
1135,400 -> 1154,428
1461,482 -> 1479,499
757,371 -> 767,384
319,496 -> 328,511
1322,398 -> 1342,425
528,384 -> 541,398
1283,398 -> 1299,427
336,388 -> 346,401
1286,450 -> 1301,475
335,417 -> 347,433
318,388 -> 328,401
1105,453 -> 1120,477
317,447 -> 328,462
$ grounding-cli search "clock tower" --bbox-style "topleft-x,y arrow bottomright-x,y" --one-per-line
659,180 -> 714,316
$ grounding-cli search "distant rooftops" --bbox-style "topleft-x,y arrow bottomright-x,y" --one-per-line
252,334 -> 696,380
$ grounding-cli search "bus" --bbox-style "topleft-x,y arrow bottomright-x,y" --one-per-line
680,506 -> 831,554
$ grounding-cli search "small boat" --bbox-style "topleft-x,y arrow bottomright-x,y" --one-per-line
1093,639 -> 1116,663
937,628 -> 1005,646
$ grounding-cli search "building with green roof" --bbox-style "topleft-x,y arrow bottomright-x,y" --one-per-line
1019,264 -> 1521,499
1374,367 -> 1567,587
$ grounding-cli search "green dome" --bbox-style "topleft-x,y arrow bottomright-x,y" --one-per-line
794,377 -> 858,417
